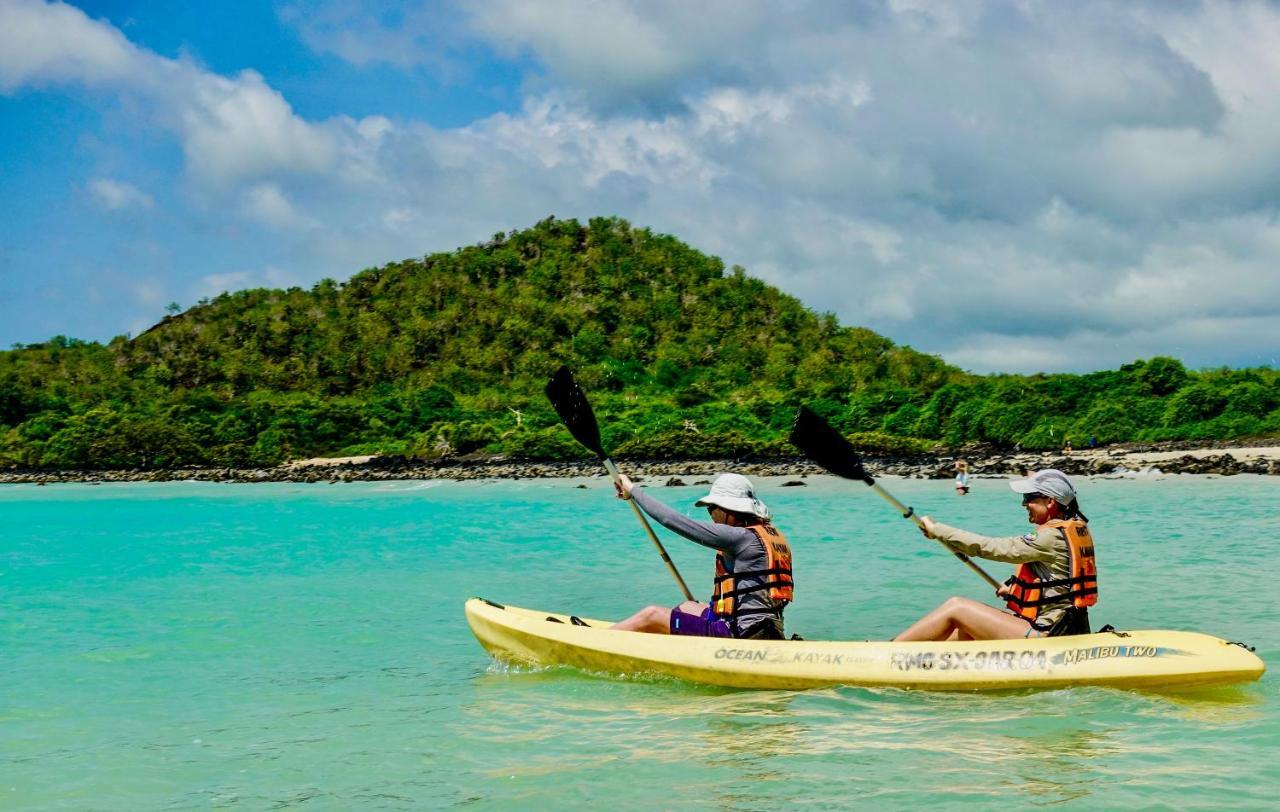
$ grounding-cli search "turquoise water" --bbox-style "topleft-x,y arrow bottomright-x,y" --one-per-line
2,474 -> 1277,809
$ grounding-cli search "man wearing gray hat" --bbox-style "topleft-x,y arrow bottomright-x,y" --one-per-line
610,473 -> 795,640
894,469 -> 1098,641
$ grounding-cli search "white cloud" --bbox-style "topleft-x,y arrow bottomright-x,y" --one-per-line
0,0 -> 344,189
8,0 -> 1280,372
0,0 -> 139,90
469,0 -> 772,110
277,0 -> 466,70
242,183 -> 316,230
174,70 -> 340,187
948,313 -> 1280,373
88,178 -> 152,211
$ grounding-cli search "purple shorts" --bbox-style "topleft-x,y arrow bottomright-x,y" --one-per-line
670,606 -> 732,638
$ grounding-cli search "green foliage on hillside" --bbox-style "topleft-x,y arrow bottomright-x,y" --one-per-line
1,217 -> 1277,469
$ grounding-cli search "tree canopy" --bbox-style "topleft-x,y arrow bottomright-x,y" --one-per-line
2,217 -> 1276,469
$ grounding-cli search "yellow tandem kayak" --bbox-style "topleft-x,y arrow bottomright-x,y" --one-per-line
465,598 -> 1265,691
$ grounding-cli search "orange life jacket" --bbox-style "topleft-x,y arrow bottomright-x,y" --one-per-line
711,524 -> 794,620
1005,518 -> 1097,620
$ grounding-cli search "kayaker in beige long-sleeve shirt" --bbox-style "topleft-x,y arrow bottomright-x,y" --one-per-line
895,469 -> 1098,641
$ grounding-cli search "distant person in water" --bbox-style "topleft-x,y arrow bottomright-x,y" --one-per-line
953,460 -> 970,496
894,469 -> 1097,641
610,473 -> 793,640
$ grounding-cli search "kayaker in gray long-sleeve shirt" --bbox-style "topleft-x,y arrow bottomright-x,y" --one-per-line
610,473 -> 794,640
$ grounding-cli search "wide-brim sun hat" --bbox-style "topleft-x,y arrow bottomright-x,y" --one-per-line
694,473 -> 770,519
1009,468 -> 1077,507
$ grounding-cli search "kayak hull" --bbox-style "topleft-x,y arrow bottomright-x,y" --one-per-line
465,598 -> 1265,692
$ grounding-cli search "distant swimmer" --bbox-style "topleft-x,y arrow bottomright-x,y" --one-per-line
610,473 -> 794,641
953,460 -> 970,496
894,469 -> 1097,642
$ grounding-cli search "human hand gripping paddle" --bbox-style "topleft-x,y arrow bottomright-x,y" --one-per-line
789,405 -> 1002,591
545,366 -> 695,601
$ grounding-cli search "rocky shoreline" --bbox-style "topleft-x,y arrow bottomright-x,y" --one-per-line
3,439 -> 1278,485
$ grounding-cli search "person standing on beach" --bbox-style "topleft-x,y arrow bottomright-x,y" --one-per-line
893,469 -> 1097,641
954,460 -> 970,496
609,473 -> 793,640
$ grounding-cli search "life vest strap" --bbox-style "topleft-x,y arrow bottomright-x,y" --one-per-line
715,578 -> 794,602
715,603 -> 786,620
714,566 -> 791,585
1009,587 -> 1098,608
1006,574 -> 1094,589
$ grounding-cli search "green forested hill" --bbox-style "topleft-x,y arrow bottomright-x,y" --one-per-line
1,217 -> 1276,469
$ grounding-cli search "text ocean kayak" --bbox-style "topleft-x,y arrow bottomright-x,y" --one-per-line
465,598 -> 1265,691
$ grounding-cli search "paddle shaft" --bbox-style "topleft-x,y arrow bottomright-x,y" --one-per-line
544,366 -> 696,603
602,458 -> 696,602
865,480 -> 1002,591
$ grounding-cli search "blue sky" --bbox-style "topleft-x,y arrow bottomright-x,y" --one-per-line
2,0 -> 1279,373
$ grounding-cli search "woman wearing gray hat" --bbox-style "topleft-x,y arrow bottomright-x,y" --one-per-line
610,473 -> 794,640
894,469 -> 1097,641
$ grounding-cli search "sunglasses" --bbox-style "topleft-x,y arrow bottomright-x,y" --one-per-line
1021,492 -> 1047,505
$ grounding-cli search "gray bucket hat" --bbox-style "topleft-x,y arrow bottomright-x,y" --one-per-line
1008,468 -> 1077,507
694,473 -> 771,519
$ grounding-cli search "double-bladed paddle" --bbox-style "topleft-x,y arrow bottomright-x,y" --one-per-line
545,366 -> 695,601
789,405 -> 1001,590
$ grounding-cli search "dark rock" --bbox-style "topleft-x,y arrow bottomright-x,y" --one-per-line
665,477 -> 686,486
781,480 -> 806,487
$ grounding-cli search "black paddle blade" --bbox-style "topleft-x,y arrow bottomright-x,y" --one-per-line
789,405 -> 874,484
545,365 -> 606,458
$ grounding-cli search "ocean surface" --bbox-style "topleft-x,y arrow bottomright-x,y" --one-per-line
2,474 -> 1277,809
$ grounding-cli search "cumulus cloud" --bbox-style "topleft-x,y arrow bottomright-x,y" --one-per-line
242,183 -> 316,230
0,0 -> 139,90
7,0 -> 1280,372
88,178 -> 152,211
0,0 -> 347,189
468,0 -> 772,111
277,0 -> 466,70
173,70 -> 341,186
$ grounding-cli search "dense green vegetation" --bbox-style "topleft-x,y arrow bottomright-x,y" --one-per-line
2,217 -> 1277,469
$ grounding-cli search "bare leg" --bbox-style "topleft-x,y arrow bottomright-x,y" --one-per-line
611,604 -> 673,633
894,596 -> 1038,642
611,601 -> 709,633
